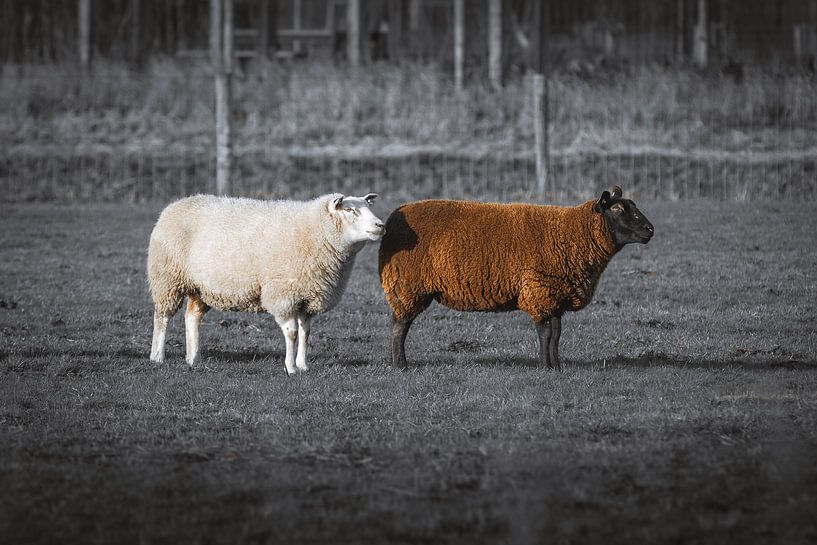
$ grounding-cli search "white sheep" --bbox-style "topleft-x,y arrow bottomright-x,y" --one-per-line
147,192 -> 385,374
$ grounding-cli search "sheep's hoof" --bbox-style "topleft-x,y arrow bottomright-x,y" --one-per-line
392,355 -> 409,369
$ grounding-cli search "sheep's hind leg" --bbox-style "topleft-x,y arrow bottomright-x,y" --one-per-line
150,311 -> 170,363
275,315 -> 299,375
391,314 -> 416,369
295,313 -> 311,372
184,293 -> 210,367
548,315 -> 562,370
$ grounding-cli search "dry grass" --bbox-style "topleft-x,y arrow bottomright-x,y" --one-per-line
2,59 -> 816,154
1,198 -> 816,544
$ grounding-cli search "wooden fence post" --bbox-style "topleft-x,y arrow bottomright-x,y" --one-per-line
223,0 -> 233,74
453,0 -> 464,92
533,74 -> 547,199
533,1 -> 550,199
78,0 -> 91,69
794,25 -> 803,61
293,0 -> 302,55
488,0 -> 501,89
211,0 -> 232,196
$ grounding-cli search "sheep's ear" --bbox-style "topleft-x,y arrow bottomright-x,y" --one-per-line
363,193 -> 378,205
332,196 -> 345,210
595,190 -> 612,212
611,185 -> 623,198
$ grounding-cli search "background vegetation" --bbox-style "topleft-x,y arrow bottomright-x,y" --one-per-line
3,59 -> 816,202
4,59 -> 816,152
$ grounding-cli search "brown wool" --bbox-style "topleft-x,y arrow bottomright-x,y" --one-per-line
379,199 -> 619,323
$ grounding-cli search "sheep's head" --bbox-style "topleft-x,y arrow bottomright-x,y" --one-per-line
330,193 -> 386,243
594,186 -> 654,245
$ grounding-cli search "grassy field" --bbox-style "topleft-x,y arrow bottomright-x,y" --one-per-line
1,198 -> 817,544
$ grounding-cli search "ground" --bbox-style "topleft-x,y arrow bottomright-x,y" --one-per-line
1,199 -> 816,544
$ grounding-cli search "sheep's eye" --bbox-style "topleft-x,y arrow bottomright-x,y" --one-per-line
611,204 -> 624,213
345,208 -> 360,216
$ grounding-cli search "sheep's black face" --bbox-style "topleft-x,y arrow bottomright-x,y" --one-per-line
595,188 -> 654,245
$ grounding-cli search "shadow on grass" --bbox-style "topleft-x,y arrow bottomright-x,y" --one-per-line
402,356 -> 541,369
437,353 -> 817,371
7,347 -> 147,360
202,348 -> 282,363
579,354 -> 817,371
7,347 -> 814,373
325,358 -> 383,369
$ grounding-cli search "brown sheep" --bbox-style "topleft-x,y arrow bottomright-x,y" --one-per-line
378,186 -> 654,369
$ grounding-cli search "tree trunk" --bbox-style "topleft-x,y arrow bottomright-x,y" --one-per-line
488,0 -> 501,89
78,0 -> 90,68
409,0 -> 421,31
130,0 -> 140,63
164,0 -> 173,54
176,0 -> 186,51
453,0 -> 464,91
693,0 -> 707,68
259,0 -> 269,59
388,0 -> 402,62
347,0 -> 360,66
676,0 -> 684,63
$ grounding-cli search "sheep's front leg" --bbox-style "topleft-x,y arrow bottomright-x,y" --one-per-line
184,294 -> 209,367
535,315 -> 562,370
275,315 -> 298,375
295,313 -> 311,372
150,311 -> 170,363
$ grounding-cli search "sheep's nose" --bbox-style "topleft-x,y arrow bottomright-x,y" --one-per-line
375,221 -> 385,229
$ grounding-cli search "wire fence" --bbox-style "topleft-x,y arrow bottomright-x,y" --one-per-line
2,146 -> 814,203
